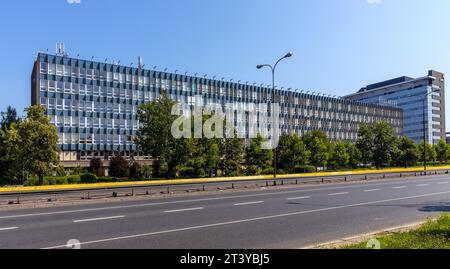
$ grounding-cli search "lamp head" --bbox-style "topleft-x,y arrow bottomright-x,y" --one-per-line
256,65 -> 264,69
284,52 -> 293,58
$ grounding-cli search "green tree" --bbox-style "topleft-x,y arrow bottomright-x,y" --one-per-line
3,105 -> 60,185
434,140 -> 448,164
356,122 -> 374,165
245,133 -> 273,174
418,141 -> 437,163
330,141 -> 349,168
309,137 -> 328,171
109,154 -> 129,178
141,165 -> 153,179
345,141 -> 361,168
396,137 -> 419,168
304,130 -> 330,150
220,131 -> 245,176
136,93 -> 190,178
372,121 -> 397,169
0,106 -> 20,181
89,158 -> 105,177
278,134 -> 309,172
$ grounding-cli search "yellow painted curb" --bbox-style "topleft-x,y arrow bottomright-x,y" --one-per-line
1,166 -> 449,194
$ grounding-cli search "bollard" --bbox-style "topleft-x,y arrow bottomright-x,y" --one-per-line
296,180 -> 298,185
345,176 -> 347,182
132,189 -> 135,196
266,181 -> 269,187
112,192 -> 118,198
203,185 -> 206,191
273,181 -> 277,187
232,183 -> 235,189
281,180 -> 284,186
322,178 -> 324,183
383,174 -> 386,179
365,176 -> 368,180
400,173 -> 402,178
167,187 -> 170,194
16,195 -> 20,204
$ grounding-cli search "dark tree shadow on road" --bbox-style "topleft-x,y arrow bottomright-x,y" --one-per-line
419,203 -> 450,212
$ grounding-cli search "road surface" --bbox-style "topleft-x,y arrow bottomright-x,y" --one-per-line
0,174 -> 449,249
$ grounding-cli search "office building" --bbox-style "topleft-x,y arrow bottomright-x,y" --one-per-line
345,70 -> 445,145
31,52 -> 403,167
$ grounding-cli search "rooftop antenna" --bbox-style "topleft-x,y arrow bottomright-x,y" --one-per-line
138,56 -> 143,69
185,72 -> 189,75
174,70 -> 178,74
164,68 -> 168,72
153,66 -> 157,70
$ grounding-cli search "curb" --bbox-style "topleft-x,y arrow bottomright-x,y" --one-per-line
300,219 -> 435,249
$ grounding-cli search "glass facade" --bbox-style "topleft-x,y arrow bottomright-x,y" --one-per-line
32,53 -> 403,162
346,71 -> 445,145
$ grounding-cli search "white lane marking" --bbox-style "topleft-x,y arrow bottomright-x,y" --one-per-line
393,186 -> 407,189
364,189 -> 381,192
0,227 -> 18,231
73,216 -> 125,223
287,196 -> 311,201
437,182 -> 449,185
2,175 -> 449,220
234,201 -> 264,206
328,192 -> 349,196
416,184 -> 429,187
164,207 -> 204,213
42,190 -> 450,249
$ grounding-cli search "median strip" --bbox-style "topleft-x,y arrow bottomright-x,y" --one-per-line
73,216 -> 125,223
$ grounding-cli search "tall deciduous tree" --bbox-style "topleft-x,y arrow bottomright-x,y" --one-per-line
418,141 -> 436,163
330,141 -> 349,168
0,106 -> 20,181
278,134 -> 309,172
372,121 -> 397,169
136,93 -> 190,178
220,131 -> 245,176
345,141 -> 361,168
434,140 -> 448,164
4,105 -> 60,185
309,137 -> 328,171
397,137 -> 419,168
245,133 -> 273,173
356,122 -> 374,165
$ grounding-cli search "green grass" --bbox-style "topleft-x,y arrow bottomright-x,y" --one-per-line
345,214 -> 450,249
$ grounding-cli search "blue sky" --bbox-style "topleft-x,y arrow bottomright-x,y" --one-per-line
1,0 -> 449,127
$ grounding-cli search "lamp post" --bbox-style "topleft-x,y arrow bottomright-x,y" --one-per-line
257,52 -> 293,179
422,89 -> 441,172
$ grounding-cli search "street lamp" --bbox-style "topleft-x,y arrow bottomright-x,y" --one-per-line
421,89 -> 441,172
257,52 -> 293,179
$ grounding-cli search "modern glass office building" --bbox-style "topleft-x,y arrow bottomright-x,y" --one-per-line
31,52 -> 403,165
345,70 -> 445,145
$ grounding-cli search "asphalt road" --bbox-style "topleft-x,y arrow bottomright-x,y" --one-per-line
0,174 -> 450,249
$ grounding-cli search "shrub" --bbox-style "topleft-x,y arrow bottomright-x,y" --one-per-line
245,165 -> 261,176
261,167 -> 275,175
178,167 -> 196,177
56,165 -> 67,177
129,162 -> 142,179
67,176 -> 81,184
24,178 -> 39,186
109,154 -> 129,178
295,165 -> 316,174
80,173 -> 98,183
89,158 -> 105,177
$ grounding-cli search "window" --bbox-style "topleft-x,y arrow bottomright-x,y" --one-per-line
64,65 -> 70,77
40,63 -> 48,74
48,64 -> 55,75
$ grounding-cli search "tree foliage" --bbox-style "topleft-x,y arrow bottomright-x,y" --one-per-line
3,105 -> 59,185
109,154 -> 129,178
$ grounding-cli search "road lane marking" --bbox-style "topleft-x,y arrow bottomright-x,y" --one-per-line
42,189 -> 450,249
328,192 -> 349,196
73,216 -> 125,223
437,182 -> 449,185
416,184 -> 429,187
3,176 -> 449,220
393,186 -> 406,189
363,189 -> 380,192
234,201 -> 264,206
0,227 -> 18,231
287,196 -> 311,201
164,207 -> 204,213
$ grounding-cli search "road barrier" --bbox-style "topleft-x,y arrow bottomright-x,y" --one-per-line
0,169 -> 449,207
